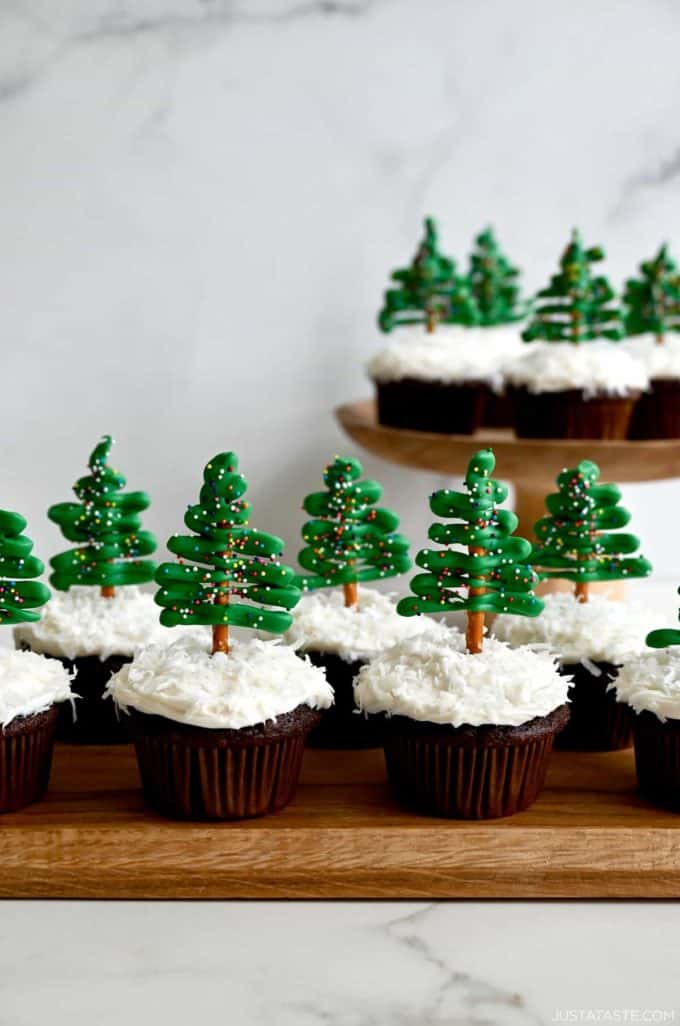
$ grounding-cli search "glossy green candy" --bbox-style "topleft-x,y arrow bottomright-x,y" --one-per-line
468,227 -> 527,327
0,510 -> 50,625
378,217 -> 479,332
155,452 -> 300,634
48,435 -> 157,591
398,448 -> 542,618
523,230 -> 623,343
296,456 -> 411,592
624,244 -> 680,343
532,460 -> 652,584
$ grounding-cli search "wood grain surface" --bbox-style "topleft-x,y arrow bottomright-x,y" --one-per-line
1,742 -> 679,899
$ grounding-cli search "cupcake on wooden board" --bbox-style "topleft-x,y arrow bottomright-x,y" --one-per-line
494,460 -> 653,751
286,455 -> 448,748
624,244 -> 680,439
507,231 -> 647,439
106,452 -> 332,821
613,594 -> 680,810
0,510 -> 73,812
371,218 -> 492,435
14,436 -> 159,744
355,448 -> 569,820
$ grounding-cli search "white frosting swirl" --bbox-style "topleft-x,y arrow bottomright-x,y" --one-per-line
612,647 -> 680,722
368,328 -> 507,388
504,341 -> 649,396
284,587 -> 451,662
624,335 -> 680,381
0,649 -> 74,728
354,632 -> 568,727
106,633 -> 333,730
493,593 -> 660,664
14,586 -> 176,661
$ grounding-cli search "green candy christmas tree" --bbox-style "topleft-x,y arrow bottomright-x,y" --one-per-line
378,217 -> 478,334
0,510 -> 51,626
647,591 -> 680,648
623,244 -> 680,345
468,227 -> 526,326
532,460 -> 651,604
155,452 -> 301,655
48,436 -> 157,597
523,230 -> 623,343
296,455 -> 411,609
397,448 -> 542,654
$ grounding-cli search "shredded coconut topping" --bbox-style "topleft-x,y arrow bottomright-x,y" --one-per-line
285,587 -> 451,662
354,632 -> 568,727
625,335 -> 680,381
368,328 -> 508,389
504,340 -> 649,396
0,649 -> 74,728
106,633 -> 333,729
612,647 -> 680,722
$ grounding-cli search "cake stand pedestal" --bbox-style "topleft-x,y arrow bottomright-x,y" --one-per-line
336,399 -> 680,597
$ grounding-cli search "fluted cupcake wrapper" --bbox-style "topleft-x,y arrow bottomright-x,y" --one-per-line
375,379 -> 486,435
302,651 -> 383,750
633,711 -> 680,811
0,706 -> 59,813
381,706 -> 569,820
511,388 -> 636,440
628,379 -> 680,440
555,661 -> 633,752
126,705 -> 321,821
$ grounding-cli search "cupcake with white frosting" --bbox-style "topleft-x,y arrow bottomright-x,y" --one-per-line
509,231 -> 647,439
613,595 -> 680,810
623,244 -> 680,438
0,510 -> 73,812
288,456 -> 429,748
107,452 -> 332,821
355,449 -> 569,819
494,460 -> 652,750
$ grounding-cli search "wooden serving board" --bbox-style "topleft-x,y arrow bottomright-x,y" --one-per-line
1,743 -> 680,899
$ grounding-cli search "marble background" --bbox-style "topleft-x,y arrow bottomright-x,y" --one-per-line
2,0 -> 680,576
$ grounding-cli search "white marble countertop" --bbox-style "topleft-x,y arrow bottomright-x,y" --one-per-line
2,901 -> 679,1023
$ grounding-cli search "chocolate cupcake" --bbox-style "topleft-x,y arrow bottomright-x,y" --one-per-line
0,509 -> 73,812
626,338 -> 680,439
107,634 -> 331,820
612,599 -> 680,810
355,633 -> 569,819
15,435 -> 158,744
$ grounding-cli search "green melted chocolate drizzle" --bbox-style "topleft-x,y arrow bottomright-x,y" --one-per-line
0,509 -> 50,625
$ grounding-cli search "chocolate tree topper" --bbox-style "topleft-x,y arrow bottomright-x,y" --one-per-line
397,448 -> 542,654
647,589 -> 680,648
155,452 -> 301,655
532,460 -> 651,604
378,217 -> 478,334
624,244 -> 680,345
468,227 -> 527,326
523,230 -> 623,343
0,510 -> 50,626
296,456 -> 411,610
48,436 -> 156,598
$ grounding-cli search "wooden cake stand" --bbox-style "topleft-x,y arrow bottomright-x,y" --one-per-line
336,399 -> 680,596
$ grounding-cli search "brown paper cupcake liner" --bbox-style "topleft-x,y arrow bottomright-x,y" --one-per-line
481,387 -> 515,429
381,705 -> 569,819
628,379 -> 680,439
511,387 -> 637,440
555,661 -> 633,751
0,706 -> 59,813
375,378 -> 487,435
302,651 -> 383,749
633,710 -> 680,811
126,704 -> 321,821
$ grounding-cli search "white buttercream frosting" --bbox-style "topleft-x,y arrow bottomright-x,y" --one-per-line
353,632 -> 568,727
493,593 -> 660,664
625,335 -> 680,381
504,340 -> 649,396
14,586 -> 174,661
0,649 -> 74,728
368,328 -> 507,389
284,587 -> 451,663
106,633 -> 334,729
612,647 -> 680,721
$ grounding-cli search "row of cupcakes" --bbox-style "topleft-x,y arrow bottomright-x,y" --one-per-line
2,441 -> 680,821
371,221 -> 680,440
